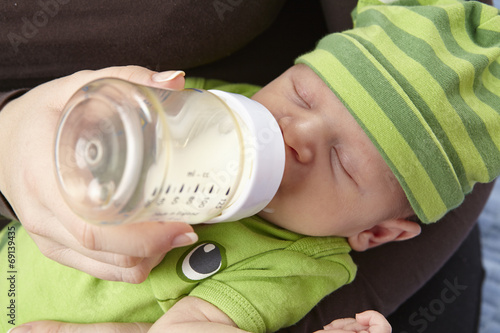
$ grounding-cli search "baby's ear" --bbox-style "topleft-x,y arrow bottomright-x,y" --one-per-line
347,219 -> 421,252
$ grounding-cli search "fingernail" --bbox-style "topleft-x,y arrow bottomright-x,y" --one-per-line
7,325 -> 31,333
172,232 -> 198,248
152,70 -> 185,82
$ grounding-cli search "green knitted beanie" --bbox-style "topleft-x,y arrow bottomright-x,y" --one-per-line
296,0 -> 500,223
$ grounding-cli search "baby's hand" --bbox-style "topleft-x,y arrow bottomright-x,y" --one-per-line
315,310 -> 391,333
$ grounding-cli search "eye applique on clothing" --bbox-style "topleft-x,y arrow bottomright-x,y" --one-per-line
177,242 -> 227,282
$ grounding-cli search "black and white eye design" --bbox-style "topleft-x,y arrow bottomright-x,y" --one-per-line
180,242 -> 226,281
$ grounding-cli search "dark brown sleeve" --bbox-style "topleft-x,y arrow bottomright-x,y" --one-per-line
320,0 -> 358,33
0,0 -> 286,90
0,192 -> 16,221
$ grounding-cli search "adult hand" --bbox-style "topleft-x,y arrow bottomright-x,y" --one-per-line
0,67 -> 197,283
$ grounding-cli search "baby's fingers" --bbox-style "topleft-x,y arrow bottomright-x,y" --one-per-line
355,311 -> 392,332
316,317 -> 368,332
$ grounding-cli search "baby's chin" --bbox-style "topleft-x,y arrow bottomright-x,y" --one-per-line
256,206 -> 276,222
256,204 -> 286,228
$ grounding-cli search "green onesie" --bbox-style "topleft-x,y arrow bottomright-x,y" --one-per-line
1,217 -> 355,333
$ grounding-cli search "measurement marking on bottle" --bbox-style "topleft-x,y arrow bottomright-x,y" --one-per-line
209,186 -> 214,194
194,185 -> 199,193
166,185 -> 171,194
226,188 -> 230,196
179,184 -> 184,193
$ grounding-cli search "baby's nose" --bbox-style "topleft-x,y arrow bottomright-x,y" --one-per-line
279,115 -> 322,164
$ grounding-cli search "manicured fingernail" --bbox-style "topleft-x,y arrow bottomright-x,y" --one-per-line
172,232 -> 198,248
7,325 -> 31,333
152,70 -> 185,82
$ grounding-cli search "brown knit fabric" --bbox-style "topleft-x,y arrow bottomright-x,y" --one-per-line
0,0 -> 285,89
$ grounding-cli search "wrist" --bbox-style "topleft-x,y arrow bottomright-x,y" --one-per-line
0,89 -> 28,221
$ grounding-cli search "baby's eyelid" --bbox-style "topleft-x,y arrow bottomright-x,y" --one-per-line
293,83 -> 311,109
332,146 -> 356,183
330,147 -> 342,172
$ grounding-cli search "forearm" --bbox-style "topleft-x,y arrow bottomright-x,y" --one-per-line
0,90 -> 27,221
151,297 -> 248,333
151,321 -> 249,333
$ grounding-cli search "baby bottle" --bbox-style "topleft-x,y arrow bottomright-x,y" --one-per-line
54,78 -> 285,225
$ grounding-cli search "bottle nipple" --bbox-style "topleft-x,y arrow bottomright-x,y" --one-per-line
83,139 -> 103,166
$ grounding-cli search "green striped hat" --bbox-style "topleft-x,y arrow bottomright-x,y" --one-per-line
296,0 -> 500,223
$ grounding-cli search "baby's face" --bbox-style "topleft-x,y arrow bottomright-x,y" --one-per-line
253,64 -> 412,237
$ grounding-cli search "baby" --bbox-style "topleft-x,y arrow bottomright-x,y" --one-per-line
2,0 -> 499,332
0,64 -> 411,333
